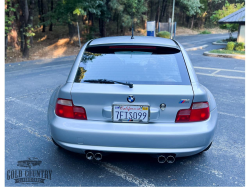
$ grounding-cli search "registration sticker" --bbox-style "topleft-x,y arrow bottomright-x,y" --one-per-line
142,107 -> 148,110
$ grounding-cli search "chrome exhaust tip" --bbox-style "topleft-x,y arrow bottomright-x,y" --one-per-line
166,155 -> 175,163
158,155 -> 166,164
94,153 -> 103,161
86,152 -> 94,160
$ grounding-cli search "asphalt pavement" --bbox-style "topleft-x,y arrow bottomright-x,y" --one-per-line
5,33 -> 245,186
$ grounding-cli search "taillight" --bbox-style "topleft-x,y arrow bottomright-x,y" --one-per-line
175,102 -> 210,123
55,98 -> 87,120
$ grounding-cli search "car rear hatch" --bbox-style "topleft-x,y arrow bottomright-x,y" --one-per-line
71,84 -> 193,122
70,44 -> 193,123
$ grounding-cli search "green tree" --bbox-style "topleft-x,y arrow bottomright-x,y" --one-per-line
109,0 -> 147,35
47,0 -> 103,39
211,1 -> 244,38
5,0 -> 17,57
178,0 -> 203,29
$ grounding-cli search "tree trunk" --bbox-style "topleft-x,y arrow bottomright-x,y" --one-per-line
117,14 -> 119,34
88,12 -> 94,27
5,0 -> 9,57
68,22 -> 78,40
19,0 -> 35,58
49,0 -> 53,31
102,20 -> 106,37
156,0 -> 161,31
41,0 -> 46,32
28,0 -> 35,45
99,18 -> 106,37
99,18 -> 102,36
5,35 -> 8,58
160,0 -> 166,22
19,0 -> 29,57
20,27 -> 24,52
38,0 -> 42,22
190,16 -> 194,29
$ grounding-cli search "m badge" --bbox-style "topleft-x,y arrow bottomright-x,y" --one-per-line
179,99 -> 190,103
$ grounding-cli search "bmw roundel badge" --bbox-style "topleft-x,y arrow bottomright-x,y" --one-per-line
127,95 -> 135,103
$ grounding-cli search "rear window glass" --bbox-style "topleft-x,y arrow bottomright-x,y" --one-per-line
74,45 -> 190,85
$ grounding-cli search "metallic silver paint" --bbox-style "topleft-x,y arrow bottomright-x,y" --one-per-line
48,36 -> 218,157
49,108 -> 217,157
89,36 -> 178,48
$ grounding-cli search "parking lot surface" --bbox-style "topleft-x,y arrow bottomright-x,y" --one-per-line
5,34 -> 245,186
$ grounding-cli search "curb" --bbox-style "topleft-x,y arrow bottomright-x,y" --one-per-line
203,51 -> 245,60
185,45 -> 208,51
212,42 -> 227,45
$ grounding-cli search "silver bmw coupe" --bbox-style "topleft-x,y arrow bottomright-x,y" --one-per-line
48,36 -> 217,163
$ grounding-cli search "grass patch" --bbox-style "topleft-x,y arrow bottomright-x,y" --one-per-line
156,31 -> 171,38
209,49 -> 245,55
200,30 -> 211,34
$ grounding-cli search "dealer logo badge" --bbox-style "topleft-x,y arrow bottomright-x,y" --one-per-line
7,157 -> 52,184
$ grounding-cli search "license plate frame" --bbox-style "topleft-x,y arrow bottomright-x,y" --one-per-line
112,104 -> 150,123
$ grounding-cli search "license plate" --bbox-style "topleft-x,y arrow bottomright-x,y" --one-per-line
112,105 -> 149,123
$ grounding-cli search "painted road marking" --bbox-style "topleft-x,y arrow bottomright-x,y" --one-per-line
218,112 -> 245,119
194,66 -> 244,79
5,64 -> 72,74
211,70 -> 221,75
5,98 -> 244,186
5,97 -> 47,113
195,72 -> 244,80
5,115 -> 156,187
5,116 -> 52,142
97,162 -> 155,187
194,66 -> 245,73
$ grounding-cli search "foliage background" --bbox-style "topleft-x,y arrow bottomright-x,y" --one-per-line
5,0 -> 245,59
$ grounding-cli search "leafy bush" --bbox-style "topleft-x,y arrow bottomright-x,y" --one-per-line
156,31 -> 171,39
234,42 -> 245,51
225,37 -> 237,42
200,30 -> 211,34
226,42 -> 235,50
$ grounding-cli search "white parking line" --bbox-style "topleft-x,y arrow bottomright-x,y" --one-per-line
5,97 -> 47,113
5,64 -> 72,74
5,115 -> 156,187
218,112 -> 245,119
195,72 -> 245,80
98,162 -> 155,187
5,98 -> 244,186
211,70 -> 221,75
5,117 -> 52,142
194,66 -> 245,73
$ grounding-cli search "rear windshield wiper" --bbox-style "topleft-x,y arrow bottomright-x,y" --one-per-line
83,79 -> 133,88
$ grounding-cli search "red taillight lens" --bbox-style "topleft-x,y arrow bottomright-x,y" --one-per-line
55,99 -> 87,120
175,102 -> 210,123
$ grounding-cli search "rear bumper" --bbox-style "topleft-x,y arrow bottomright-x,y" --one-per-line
48,106 -> 217,157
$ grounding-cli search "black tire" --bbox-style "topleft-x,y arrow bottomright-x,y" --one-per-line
52,138 -> 61,148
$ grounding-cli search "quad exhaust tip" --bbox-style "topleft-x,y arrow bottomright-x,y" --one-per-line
86,152 -> 94,160
157,155 -> 175,164
158,155 -> 166,164
94,153 -> 103,161
166,155 -> 175,163
86,151 -> 103,161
